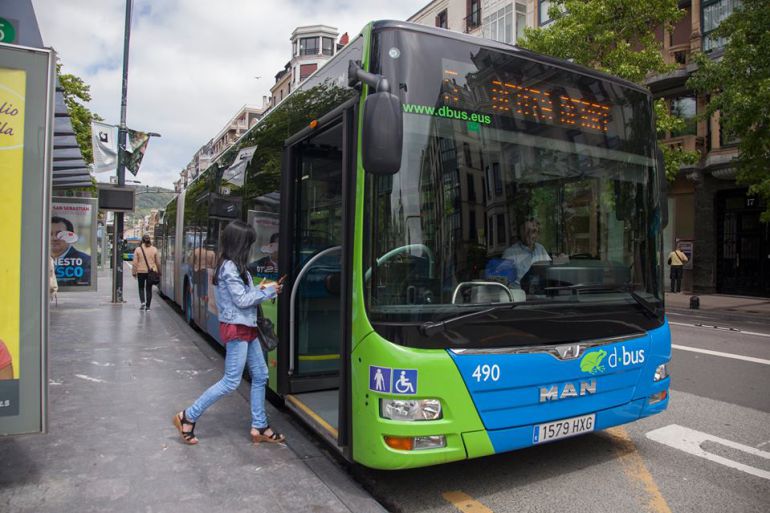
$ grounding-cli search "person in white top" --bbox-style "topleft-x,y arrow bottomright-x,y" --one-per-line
667,242 -> 689,293
502,218 -> 552,288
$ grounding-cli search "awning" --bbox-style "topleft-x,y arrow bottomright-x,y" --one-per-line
52,80 -> 93,189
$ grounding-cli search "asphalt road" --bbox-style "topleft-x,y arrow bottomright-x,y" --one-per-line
354,312 -> 770,513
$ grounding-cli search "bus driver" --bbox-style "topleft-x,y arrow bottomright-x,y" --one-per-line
503,218 -> 551,288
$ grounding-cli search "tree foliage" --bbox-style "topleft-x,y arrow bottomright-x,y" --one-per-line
518,0 -> 698,179
688,0 -> 770,221
57,63 -> 102,164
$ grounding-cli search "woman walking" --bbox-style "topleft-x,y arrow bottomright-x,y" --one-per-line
173,220 -> 284,445
132,234 -> 161,311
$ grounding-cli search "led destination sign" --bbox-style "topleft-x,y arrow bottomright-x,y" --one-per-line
441,69 -> 612,133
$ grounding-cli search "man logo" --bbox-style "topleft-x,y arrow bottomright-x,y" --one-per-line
539,380 -> 597,402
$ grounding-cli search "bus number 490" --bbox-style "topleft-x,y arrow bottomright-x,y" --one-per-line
472,364 -> 500,382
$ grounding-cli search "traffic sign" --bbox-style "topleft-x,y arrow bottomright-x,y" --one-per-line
0,18 -> 17,44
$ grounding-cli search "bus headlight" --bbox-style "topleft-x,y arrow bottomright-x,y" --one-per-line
380,399 -> 442,421
653,364 -> 668,382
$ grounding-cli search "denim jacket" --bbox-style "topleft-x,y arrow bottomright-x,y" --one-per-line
215,260 -> 277,327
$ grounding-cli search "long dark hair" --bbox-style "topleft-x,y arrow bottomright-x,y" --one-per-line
212,220 -> 256,285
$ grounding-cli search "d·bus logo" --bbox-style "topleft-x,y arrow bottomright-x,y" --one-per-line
580,346 -> 645,375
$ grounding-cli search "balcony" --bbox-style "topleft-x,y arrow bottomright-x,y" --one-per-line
663,43 -> 691,67
661,134 -> 704,171
662,134 -> 703,153
465,9 -> 481,33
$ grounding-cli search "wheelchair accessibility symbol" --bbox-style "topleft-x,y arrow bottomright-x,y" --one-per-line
393,369 -> 417,395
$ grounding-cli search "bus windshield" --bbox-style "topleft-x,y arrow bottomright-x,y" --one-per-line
364,29 -> 663,338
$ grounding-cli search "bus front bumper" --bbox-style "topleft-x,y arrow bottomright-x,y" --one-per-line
465,388 -> 669,458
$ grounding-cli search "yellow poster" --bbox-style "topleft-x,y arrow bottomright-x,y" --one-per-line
0,68 -> 25,382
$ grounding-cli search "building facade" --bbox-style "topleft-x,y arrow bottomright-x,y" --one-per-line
270,25 -> 347,109
648,0 -> 767,297
409,0 -> 535,44
210,104 -> 267,160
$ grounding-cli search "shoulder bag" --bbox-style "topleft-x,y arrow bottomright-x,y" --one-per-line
140,246 -> 160,286
256,304 -> 278,351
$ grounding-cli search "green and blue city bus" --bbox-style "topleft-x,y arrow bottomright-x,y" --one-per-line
122,237 -> 141,261
158,20 -> 671,469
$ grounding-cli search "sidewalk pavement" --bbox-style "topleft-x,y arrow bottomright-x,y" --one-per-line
665,291 -> 770,317
0,267 -> 387,513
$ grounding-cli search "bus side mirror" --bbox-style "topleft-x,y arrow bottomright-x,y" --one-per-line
657,148 -> 668,229
362,92 -> 403,176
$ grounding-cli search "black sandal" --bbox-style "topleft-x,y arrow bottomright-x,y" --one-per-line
251,426 -> 285,444
173,410 -> 199,445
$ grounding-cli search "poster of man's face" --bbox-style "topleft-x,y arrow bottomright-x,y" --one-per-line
50,200 -> 96,289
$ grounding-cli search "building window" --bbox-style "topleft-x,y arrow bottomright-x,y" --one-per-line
300,63 -> 318,81
436,9 -> 448,29
466,0 -> 481,32
496,214 -> 506,244
515,3 -> 527,41
719,120 -> 739,147
670,96 -> 697,136
466,173 -> 476,202
299,37 -> 319,55
484,4 -> 514,44
702,0 -> 738,52
292,40 -> 297,56
492,162 -> 502,195
322,37 -> 335,56
539,0 -> 553,26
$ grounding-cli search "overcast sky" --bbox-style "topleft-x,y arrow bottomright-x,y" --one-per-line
32,0 -> 419,188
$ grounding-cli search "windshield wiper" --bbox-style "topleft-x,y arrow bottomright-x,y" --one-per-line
419,303 -> 527,337
544,283 -> 660,318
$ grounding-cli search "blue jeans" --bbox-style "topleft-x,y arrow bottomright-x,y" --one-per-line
186,340 -> 269,429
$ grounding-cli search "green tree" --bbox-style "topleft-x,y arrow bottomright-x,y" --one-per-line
57,63 -> 102,164
518,0 -> 698,179
688,0 -> 770,221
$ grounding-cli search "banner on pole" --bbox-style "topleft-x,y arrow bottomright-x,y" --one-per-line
126,129 -> 150,176
91,121 -> 117,174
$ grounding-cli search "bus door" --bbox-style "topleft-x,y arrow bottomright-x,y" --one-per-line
278,106 -> 356,451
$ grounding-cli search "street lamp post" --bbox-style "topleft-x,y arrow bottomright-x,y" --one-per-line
111,0 -> 133,304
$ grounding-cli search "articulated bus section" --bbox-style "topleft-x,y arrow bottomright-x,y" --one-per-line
157,20 -> 671,470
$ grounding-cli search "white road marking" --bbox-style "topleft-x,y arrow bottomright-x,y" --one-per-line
74,374 -> 106,383
646,424 -> 770,481
671,344 -> 770,365
758,440 -> 770,449
669,321 -> 770,339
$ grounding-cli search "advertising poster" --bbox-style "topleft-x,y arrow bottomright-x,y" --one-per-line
679,240 -> 694,270
247,209 -> 280,281
51,198 -> 98,291
0,67 -> 26,416
0,43 -> 54,435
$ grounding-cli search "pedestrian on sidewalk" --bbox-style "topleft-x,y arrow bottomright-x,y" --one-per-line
132,234 -> 161,311
174,220 -> 285,446
667,242 -> 689,293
